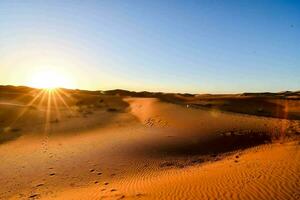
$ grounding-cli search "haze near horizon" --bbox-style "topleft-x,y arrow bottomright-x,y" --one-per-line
0,0 -> 299,93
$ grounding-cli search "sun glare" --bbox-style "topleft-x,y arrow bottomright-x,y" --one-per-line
28,69 -> 73,90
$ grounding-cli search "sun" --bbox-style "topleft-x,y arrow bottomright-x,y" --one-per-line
28,69 -> 73,89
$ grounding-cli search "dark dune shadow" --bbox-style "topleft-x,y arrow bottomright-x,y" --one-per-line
0,128 -> 22,144
136,131 -> 272,157
192,98 -> 296,119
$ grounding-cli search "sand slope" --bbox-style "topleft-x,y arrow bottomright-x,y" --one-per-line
115,141 -> 300,200
0,97 -> 299,200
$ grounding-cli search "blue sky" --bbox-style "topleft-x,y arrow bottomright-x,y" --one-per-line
0,0 -> 299,93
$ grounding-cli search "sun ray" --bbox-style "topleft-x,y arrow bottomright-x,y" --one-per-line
53,89 -> 76,116
56,88 -> 77,111
9,89 -> 45,127
52,90 -> 61,122
7,88 -> 37,104
56,88 -> 74,99
44,90 -> 52,133
37,90 -> 48,109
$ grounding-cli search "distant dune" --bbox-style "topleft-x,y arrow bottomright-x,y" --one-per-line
0,85 -> 299,199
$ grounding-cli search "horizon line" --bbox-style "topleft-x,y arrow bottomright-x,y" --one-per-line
0,84 -> 299,95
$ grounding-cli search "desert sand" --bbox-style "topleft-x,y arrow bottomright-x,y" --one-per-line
0,86 -> 299,199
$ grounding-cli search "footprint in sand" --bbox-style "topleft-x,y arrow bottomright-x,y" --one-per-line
35,183 -> 44,187
136,193 -> 145,198
117,195 -> 125,199
29,193 -> 40,199
70,183 -> 76,187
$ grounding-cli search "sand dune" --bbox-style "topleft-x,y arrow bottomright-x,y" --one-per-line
0,87 -> 299,199
114,141 -> 300,200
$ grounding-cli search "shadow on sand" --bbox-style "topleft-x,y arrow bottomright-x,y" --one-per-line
136,130 -> 272,157
0,128 -> 22,144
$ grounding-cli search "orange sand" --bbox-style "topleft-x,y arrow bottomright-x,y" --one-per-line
0,97 -> 299,199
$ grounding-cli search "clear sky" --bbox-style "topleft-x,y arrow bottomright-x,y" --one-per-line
0,0 -> 299,93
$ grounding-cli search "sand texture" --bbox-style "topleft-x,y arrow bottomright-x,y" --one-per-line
0,86 -> 299,199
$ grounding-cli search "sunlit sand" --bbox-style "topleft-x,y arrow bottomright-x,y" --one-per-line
0,86 -> 299,199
